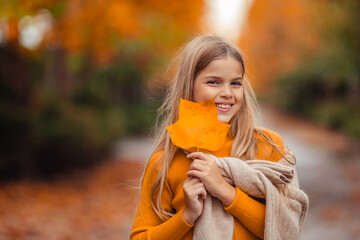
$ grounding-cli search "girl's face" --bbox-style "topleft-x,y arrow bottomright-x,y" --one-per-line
193,56 -> 244,123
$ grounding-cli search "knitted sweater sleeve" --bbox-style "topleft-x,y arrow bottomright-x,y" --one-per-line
224,188 -> 266,239
130,152 -> 193,240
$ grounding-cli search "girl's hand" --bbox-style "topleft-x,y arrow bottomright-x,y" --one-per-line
186,152 -> 236,206
182,176 -> 206,225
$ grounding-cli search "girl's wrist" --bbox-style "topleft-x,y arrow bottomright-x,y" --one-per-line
215,181 -> 236,207
182,208 -> 197,225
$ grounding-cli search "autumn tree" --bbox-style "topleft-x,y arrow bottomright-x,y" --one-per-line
0,0 -> 204,180
253,0 -> 360,139
238,0 -> 318,93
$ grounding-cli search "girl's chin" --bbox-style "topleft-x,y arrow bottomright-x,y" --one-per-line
217,115 -> 231,124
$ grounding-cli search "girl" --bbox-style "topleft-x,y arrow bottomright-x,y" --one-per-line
130,36 -> 307,240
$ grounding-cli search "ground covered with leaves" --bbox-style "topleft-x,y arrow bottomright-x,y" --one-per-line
0,160 -> 144,240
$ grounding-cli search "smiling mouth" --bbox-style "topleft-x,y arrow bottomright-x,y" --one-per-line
216,104 -> 233,112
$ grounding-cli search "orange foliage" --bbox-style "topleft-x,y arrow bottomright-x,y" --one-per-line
0,160 -> 144,239
238,0 -> 320,93
1,0 -> 204,64
6,19 -> 18,42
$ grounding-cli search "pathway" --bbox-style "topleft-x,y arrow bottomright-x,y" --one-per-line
260,106 -> 360,240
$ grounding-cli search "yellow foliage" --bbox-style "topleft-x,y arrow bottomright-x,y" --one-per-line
166,98 -> 230,151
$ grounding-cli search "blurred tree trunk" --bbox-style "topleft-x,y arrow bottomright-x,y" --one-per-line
0,43 -> 30,105
0,43 -> 36,179
44,48 -> 72,96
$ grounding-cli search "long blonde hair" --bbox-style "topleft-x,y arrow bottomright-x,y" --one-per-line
143,35 -> 292,220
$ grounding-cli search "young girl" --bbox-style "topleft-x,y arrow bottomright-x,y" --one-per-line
130,36 -> 308,240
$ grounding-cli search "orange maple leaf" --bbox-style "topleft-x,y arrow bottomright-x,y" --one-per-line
166,98 -> 230,151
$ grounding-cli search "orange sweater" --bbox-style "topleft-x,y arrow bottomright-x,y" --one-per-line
130,128 -> 285,240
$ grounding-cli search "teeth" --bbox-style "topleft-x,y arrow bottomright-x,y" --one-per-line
216,104 -> 231,109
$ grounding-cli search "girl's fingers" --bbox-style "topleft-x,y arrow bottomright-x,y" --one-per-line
191,184 -> 207,199
186,155 -> 228,200
185,176 -> 201,184
185,178 -> 205,190
184,178 -> 207,200
190,159 -> 207,171
184,176 -> 203,189
183,176 -> 205,224
186,169 -> 204,180
186,152 -> 209,161
199,186 -> 207,199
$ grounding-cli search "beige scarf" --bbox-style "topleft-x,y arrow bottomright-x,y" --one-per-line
193,155 -> 309,240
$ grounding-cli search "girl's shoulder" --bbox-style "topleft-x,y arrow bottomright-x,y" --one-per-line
254,127 -> 285,162
146,149 -> 189,171
144,150 -> 164,175
255,127 -> 284,144
145,149 -> 189,182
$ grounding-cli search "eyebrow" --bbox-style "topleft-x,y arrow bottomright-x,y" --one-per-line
204,76 -> 243,80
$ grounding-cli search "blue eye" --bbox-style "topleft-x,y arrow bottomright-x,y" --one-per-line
232,81 -> 242,86
207,80 -> 218,85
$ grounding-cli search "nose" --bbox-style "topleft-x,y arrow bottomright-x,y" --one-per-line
219,85 -> 232,99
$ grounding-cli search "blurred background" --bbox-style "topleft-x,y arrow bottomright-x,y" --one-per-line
0,0 -> 359,239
